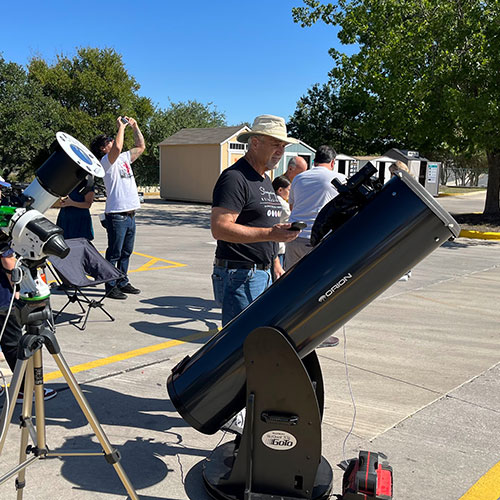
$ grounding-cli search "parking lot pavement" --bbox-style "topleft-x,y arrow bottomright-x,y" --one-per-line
0,196 -> 498,499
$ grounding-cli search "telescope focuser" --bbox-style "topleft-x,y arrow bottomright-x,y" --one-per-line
311,163 -> 383,247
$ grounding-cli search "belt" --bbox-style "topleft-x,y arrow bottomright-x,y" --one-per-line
108,210 -> 135,217
214,258 -> 271,271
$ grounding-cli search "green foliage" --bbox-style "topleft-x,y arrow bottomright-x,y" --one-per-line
288,82 -> 395,153
137,100 -> 226,185
145,100 -> 226,163
0,56 -> 61,179
0,47 -> 226,187
28,47 -> 155,147
293,0 -> 500,213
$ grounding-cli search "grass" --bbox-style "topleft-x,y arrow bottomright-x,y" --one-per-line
439,186 -> 486,194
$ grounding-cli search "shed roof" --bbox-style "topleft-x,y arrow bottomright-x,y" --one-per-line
354,155 -> 397,163
385,148 -> 429,162
354,155 -> 380,161
336,153 -> 357,161
159,126 -> 249,146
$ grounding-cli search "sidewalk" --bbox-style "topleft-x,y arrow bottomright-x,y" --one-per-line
0,197 -> 498,499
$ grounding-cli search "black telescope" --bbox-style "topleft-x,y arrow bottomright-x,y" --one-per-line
167,169 -> 460,435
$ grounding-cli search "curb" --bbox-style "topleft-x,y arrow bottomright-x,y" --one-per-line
459,229 -> 500,240
439,191 -> 486,197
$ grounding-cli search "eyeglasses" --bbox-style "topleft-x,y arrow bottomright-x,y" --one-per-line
104,137 -> 114,144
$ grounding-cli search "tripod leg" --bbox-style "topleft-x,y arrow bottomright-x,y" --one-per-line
16,359 -> 36,500
50,351 -> 139,500
0,358 -> 29,455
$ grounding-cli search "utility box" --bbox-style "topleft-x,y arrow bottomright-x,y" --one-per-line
424,162 -> 441,196
384,149 -> 441,197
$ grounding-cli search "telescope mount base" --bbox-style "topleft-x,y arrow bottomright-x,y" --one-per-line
202,326 -> 333,500
204,440 -> 333,500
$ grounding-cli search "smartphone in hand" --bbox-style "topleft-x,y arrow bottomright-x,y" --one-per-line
120,117 -> 129,124
288,221 -> 307,231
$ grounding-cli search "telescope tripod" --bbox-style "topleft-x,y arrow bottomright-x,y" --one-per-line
0,298 -> 139,499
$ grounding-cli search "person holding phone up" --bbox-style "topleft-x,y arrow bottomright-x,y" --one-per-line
89,116 -> 145,300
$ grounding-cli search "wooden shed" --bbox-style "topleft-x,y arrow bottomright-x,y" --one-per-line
159,125 -> 250,203
334,153 -> 358,177
274,141 -> 316,177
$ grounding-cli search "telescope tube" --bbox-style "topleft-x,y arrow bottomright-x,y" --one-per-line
23,132 -> 104,213
167,172 -> 460,435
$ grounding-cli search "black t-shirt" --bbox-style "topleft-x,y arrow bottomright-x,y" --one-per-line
212,158 -> 282,265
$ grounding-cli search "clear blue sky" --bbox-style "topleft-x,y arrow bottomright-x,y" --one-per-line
0,0 -> 346,126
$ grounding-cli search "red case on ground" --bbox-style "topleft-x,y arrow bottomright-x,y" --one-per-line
342,451 -> 393,499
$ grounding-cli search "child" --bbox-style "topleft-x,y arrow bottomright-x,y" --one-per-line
272,176 -> 291,271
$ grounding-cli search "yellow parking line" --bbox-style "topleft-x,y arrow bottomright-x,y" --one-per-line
459,460 -> 500,500
43,329 -> 217,382
133,251 -> 186,267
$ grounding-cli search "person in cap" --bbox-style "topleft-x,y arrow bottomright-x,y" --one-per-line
211,114 -> 301,326
90,116 -> 145,300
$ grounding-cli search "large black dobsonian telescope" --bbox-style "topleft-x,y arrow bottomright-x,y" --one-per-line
167,165 -> 460,500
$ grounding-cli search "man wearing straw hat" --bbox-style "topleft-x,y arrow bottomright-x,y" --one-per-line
211,114 -> 301,326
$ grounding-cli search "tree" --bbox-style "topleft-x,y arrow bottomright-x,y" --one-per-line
1,48 -> 227,186
433,150 -> 488,187
29,49 -> 226,186
0,56 -> 61,179
28,47 -> 155,149
293,0 -> 500,214
288,82 -> 395,153
138,100 -> 226,185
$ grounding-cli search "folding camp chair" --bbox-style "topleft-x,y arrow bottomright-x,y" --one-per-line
48,238 -> 125,330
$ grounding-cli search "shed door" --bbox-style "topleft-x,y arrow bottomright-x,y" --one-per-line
228,142 -> 247,168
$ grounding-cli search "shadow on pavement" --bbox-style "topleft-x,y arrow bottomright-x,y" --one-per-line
2,384 -> 213,498
60,434 -> 169,494
442,238 -> 499,250
136,201 -> 211,229
60,432 -> 209,498
2,384 -> 190,432
131,296 -> 220,341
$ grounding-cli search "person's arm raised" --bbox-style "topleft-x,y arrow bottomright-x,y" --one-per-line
126,117 -> 146,163
107,117 -> 127,165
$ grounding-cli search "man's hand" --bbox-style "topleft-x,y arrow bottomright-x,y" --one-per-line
117,116 -> 128,129
273,257 -> 285,280
211,209 -> 301,244
127,117 -> 138,129
269,223 -> 300,243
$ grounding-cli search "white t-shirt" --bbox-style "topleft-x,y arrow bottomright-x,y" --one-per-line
277,196 -> 291,255
289,166 -> 347,239
101,151 -> 141,213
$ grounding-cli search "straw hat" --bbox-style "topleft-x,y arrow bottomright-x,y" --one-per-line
237,115 -> 299,144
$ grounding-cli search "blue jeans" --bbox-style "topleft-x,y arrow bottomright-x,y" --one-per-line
212,265 -> 272,327
105,213 -> 136,289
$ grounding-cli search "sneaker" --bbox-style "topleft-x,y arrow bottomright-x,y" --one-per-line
16,387 -> 57,404
119,283 -> 141,294
107,287 -> 127,300
318,336 -> 340,348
